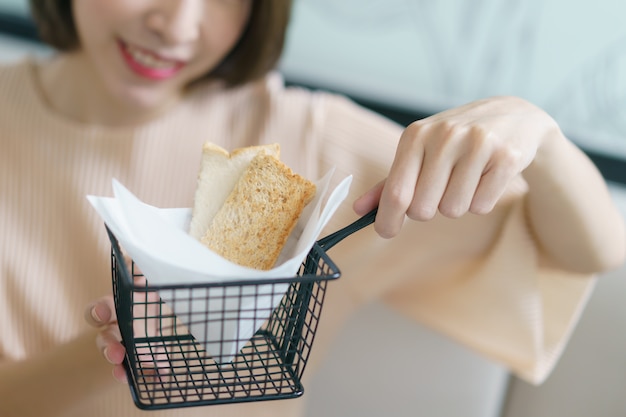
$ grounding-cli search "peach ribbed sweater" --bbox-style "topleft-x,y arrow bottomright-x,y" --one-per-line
0,59 -> 595,416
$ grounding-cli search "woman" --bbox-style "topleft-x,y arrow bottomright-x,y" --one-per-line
0,1 -> 623,416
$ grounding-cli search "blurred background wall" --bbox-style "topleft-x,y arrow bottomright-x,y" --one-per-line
280,0 -> 626,159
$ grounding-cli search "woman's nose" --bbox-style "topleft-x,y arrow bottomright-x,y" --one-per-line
145,0 -> 201,45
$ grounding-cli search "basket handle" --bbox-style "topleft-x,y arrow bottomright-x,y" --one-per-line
316,208 -> 378,251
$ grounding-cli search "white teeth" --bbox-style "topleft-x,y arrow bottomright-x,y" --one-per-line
126,44 -> 176,69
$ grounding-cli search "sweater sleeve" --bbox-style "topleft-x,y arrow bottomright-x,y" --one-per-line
381,198 -> 596,385
303,90 -> 596,385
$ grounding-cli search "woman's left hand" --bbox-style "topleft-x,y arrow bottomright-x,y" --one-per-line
85,295 -> 128,382
354,95 -> 558,238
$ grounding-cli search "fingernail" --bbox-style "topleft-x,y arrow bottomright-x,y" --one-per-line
91,306 -> 102,323
103,346 -> 113,364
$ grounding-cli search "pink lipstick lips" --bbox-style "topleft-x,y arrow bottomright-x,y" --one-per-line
119,40 -> 185,81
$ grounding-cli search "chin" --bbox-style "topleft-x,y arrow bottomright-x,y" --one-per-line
115,83 -> 180,115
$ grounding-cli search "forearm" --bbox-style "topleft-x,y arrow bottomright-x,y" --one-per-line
522,127 -> 626,273
0,329 -> 118,417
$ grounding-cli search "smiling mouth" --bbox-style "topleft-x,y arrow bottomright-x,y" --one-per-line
119,40 -> 185,80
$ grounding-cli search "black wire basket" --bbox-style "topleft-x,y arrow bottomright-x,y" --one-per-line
106,208 -> 377,410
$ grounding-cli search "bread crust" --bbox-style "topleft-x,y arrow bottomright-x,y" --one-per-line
200,152 -> 316,270
189,143 -> 280,239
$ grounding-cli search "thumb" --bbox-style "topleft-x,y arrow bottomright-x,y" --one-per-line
353,179 -> 385,215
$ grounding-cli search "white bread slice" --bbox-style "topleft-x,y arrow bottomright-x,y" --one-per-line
200,152 -> 316,270
189,143 -> 280,240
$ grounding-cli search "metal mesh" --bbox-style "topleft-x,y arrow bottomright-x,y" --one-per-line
108,229 -> 340,410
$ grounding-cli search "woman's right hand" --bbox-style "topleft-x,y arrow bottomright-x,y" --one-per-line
84,296 -> 129,383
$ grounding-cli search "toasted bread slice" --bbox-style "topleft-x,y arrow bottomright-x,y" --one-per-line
201,153 -> 316,270
189,143 -> 280,239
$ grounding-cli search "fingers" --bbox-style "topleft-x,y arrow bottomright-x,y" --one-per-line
436,160 -> 484,219
376,126 -> 424,238
86,296 -> 129,383
85,295 -> 117,327
112,365 -> 128,383
366,118 -> 524,237
406,147 -> 453,221
470,151 -> 520,214
436,133 -> 495,218
96,324 -> 123,361
95,323 -> 128,383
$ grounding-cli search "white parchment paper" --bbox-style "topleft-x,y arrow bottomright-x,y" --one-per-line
87,170 -> 351,362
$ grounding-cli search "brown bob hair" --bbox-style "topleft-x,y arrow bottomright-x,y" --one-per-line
29,0 -> 293,87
